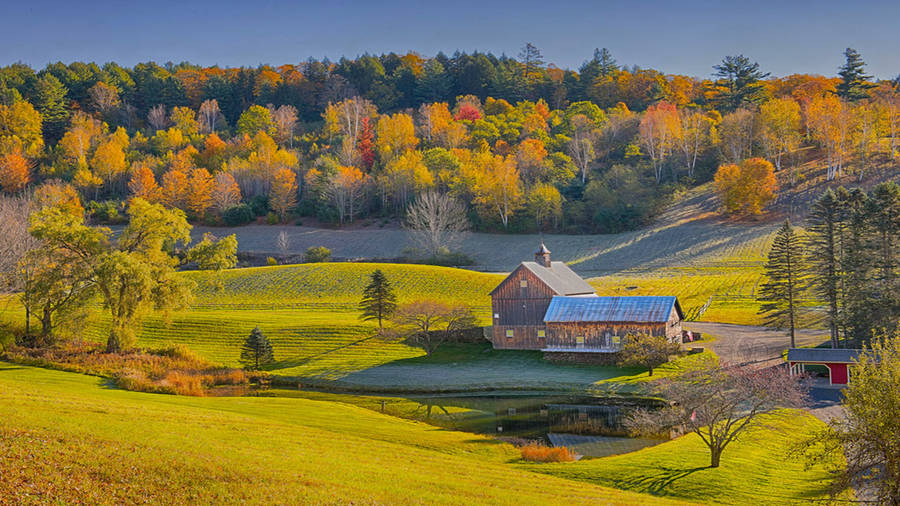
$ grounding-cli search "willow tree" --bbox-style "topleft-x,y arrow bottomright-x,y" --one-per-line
95,198 -> 193,352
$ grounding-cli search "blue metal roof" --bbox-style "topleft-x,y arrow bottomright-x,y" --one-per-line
543,296 -> 681,323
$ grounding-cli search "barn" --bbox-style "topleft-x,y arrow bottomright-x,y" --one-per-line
490,244 -> 683,358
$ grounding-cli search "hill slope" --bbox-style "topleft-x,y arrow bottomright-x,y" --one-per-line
0,363 -> 680,505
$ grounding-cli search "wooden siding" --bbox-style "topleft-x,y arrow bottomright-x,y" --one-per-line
491,265 -> 557,326
491,325 -> 547,350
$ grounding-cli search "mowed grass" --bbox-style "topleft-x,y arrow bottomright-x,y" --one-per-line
519,410 -> 841,505
0,363 -> 681,505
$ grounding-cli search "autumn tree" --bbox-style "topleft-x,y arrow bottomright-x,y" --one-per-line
87,81 -> 120,120
269,168 -> 298,221
212,172 -> 242,214
718,108 -> 755,164
758,98 -> 802,173
147,104 -> 169,131
357,116 -> 375,170
0,151 -> 31,193
323,97 -> 377,143
269,104 -> 298,147
673,108 -> 712,179
237,104 -> 276,137
404,191 -> 469,257
197,99 -> 223,134
473,154 -> 523,228
566,114 -> 599,183
382,149 -> 433,209
0,99 -> 44,157
758,220 -> 807,348
170,106 -> 200,136
159,167 -> 189,210
639,101 -> 678,182
714,157 -> 777,216
328,165 -> 369,224
186,233 -> 237,289
127,163 -> 161,203
376,112 -> 418,162
527,183 -> 563,230
807,94 -> 852,180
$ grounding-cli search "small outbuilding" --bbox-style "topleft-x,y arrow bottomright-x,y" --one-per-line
787,348 -> 866,386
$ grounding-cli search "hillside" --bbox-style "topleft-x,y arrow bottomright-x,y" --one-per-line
0,363 -> 680,505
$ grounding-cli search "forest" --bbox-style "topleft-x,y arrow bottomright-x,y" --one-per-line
0,46 -> 898,235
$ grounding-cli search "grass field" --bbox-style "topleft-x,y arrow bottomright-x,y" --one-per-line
0,362 -> 681,505
521,410 -> 842,505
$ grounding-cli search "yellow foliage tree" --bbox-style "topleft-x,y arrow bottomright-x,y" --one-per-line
185,168 -> 215,218
33,179 -> 84,217
376,113 -> 418,163
473,154 -> 523,228
714,157 -> 777,216
159,168 -> 189,210
90,138 -> 128,188
269,168 -> 298,221
382,150 -> 434,208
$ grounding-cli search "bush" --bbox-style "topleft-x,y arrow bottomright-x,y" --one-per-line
519,444 -> 576,463
248,194 -> 269,217
88,200 -> 127,224
266,212 -> 279,225
304,246 -> 332,263
223,204 -> 255,226
266,257 -> 278,266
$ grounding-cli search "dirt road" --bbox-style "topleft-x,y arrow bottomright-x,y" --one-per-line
684,322 -> 829,366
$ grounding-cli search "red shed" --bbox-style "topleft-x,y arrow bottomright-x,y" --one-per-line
787,348 -> 865,386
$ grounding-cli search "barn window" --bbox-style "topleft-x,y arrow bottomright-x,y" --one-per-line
506,329 -> 514,338
493,313 -> 499,319
612,336 -> 621,345
537,330 -> 546,338
520,279 -> 528,288
576,336 -> 585,345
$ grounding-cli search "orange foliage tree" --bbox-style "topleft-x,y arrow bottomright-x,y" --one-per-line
160,168 -> 189,210
127,163 -> 161,203
33,180 -> 84,217
0,151 -> 31,193
186,168 -> 215,217
714,157 -> 777,216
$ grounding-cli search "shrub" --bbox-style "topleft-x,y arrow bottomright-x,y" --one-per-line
304,246 -> 332,263
248,194 -> 269,217
519,444 -> 576,463
223,204 -> 255,226
88,200 -> 127,224
266,212 -> 279,225
266,257 -> 278,266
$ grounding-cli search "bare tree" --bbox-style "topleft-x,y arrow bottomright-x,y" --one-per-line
567,114 -> 598,183
269,104 -> 299,148
718,108 -> 756,164
404,191 -> 469,257
0,195 -> 35,295
276,231 -> 290,257
393,300 -> 477,355
627,364 -> 807,468
147,105 -> 169,132
87,82 -> 120,119
198,99 -> 223,134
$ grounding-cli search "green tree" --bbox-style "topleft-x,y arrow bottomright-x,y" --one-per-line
617,332 -> 681,376
758,220 -> 807,347
236,104 -> 276,137
802,334 -> 900,502
807,189 -> 847,348
186,233 -> 237,290
711,55 -> 769,110
95,198 -> 193,352
837,48 -> 875,101
240,326 -> 275,370
359,269 -> 397,330
33,74 -> 70,142
24,206 -> 108,343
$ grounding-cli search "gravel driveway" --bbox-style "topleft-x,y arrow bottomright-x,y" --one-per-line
684,322 -> 829,366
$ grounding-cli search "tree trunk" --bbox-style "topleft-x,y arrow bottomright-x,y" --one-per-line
709,447 -> 722,468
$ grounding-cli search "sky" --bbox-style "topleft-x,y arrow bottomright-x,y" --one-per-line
2,0 -> 899,79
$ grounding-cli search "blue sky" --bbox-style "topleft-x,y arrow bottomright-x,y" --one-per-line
2,0 -> 898,79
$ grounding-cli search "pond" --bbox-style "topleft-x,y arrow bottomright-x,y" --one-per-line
275,389 -> 667,458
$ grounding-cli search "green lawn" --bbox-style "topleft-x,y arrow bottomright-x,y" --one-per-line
0,362 -> 680,505
519,410 -> 841,505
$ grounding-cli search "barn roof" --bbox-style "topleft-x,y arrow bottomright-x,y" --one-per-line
520,261 -> 596,296
787,348 -> 867,364
543,296 -> 683,323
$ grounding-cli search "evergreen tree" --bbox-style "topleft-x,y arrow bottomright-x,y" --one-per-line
359,269 -> 397,329
240,326 -> 275,370
33,74 -> 70,143
712,55 -> 770,110
758,220 -> 807,347
808,189 -> 846,348
837,48 -> 875,101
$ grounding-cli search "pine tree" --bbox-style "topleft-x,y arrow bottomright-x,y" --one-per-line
33,74 -> 70,143
808,189 -> 846,348
712,55 -> 770,110
359,269 -> 397,329
240,326 -> 274,370
758,220 -> 807,347
837,48 -> 875,101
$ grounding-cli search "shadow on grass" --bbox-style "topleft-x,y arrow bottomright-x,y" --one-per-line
613,465 -> 707,495
264,335 -> 379,371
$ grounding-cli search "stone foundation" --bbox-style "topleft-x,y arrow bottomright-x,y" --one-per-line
542,351 -> 622,365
